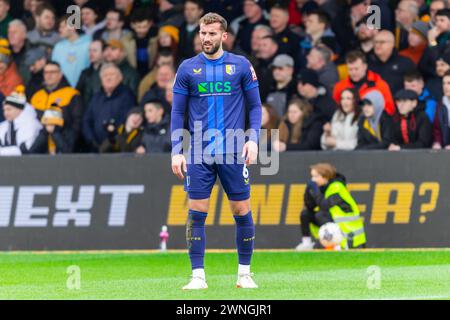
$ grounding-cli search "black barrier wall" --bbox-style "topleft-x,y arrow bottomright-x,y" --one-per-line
0,151 -> 448,250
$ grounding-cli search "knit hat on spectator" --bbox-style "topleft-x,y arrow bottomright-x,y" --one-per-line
271,54 -> 295,68
126,106 -> 143,118
410,21 -> 429,41
106,39 -> 125,51
159,25 -> 179,44
394,89 -> 419,101
297,68 -> 321,88
0,38 -> 11,65
24,47 -> 47,67
438,51 -> 450,65
41,107 -> 64,127
3,86 -> 26,110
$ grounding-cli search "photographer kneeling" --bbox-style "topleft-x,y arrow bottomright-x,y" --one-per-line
296,163 -> 366,251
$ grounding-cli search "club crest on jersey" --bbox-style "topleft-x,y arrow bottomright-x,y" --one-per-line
193,68 -> 202,75
225,64 -> 235,75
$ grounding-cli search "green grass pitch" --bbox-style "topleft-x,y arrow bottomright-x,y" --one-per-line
1,250 -> 450,300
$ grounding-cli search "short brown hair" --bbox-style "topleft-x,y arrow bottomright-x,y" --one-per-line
36,3 -> 56,17
199,12 -> 227,32
345,50 -> 367,64
404,70 -> 423,82
310,163 -> 337,180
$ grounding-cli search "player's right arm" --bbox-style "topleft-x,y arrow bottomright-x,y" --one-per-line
171,62 -> 190,180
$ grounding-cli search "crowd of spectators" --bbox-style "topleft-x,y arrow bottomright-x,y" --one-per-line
0,0 -> 449,155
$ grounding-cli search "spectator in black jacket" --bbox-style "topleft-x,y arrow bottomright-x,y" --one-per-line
128,8 -> 158,78
103,39 -> 140,93
24,46 -> 47,99
76,39 -> 104,107
389,89 -> 432,150
265,54 -> 296,117
254,35 -> 279,101
30,107 -> 73,154
356,90 -> 392,149
235,0 -> 268,55
306,45 -> 339,96
296,68 -> 336,121
394,0 -> 418,51
299,9 -> 337,69
269,4 -> 301,68
178,0 -> 203,59
136,100 -> 171,154
140,64 -> 175,113
426,51 -> 450,100
82,63 -> 135,151
432,70 -> 450,149
99,106 -> 143,153
419,8 -> 450,82
273,98 -> 323,151
368,30 -> 416,94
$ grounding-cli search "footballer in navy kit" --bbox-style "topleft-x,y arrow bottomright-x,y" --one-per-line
171,13 -> 262,290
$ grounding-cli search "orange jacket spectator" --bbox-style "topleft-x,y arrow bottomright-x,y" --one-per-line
0,62 -> 23,97
333,70 -> 395,116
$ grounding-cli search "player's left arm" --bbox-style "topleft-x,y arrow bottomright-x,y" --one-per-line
241,58 -> 262,165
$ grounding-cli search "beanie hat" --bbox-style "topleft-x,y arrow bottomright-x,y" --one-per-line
410,21 -> 429,41
126,106 -> 143,119
41,107 -> 64,127
394,89 -> 419,101
297,68 -> 321,88
24,47 -> 47,67
159,25 -> 179,44
3,85 -> 26,110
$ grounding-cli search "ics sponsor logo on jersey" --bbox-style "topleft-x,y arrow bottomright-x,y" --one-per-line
197,81 -> 232,94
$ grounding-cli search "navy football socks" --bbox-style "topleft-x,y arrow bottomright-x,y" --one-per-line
187,209 -> 207,270
233,211 -> 255,266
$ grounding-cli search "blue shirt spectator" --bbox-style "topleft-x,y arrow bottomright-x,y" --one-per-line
51,18 -> 91,87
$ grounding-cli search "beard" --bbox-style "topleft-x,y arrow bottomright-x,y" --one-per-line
202,41 -> 221,55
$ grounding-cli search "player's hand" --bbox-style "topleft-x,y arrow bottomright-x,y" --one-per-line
242,141 -> 258,165
172,154 -> 187,180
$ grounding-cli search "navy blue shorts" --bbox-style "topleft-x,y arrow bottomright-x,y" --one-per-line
184,153 -> 250,201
